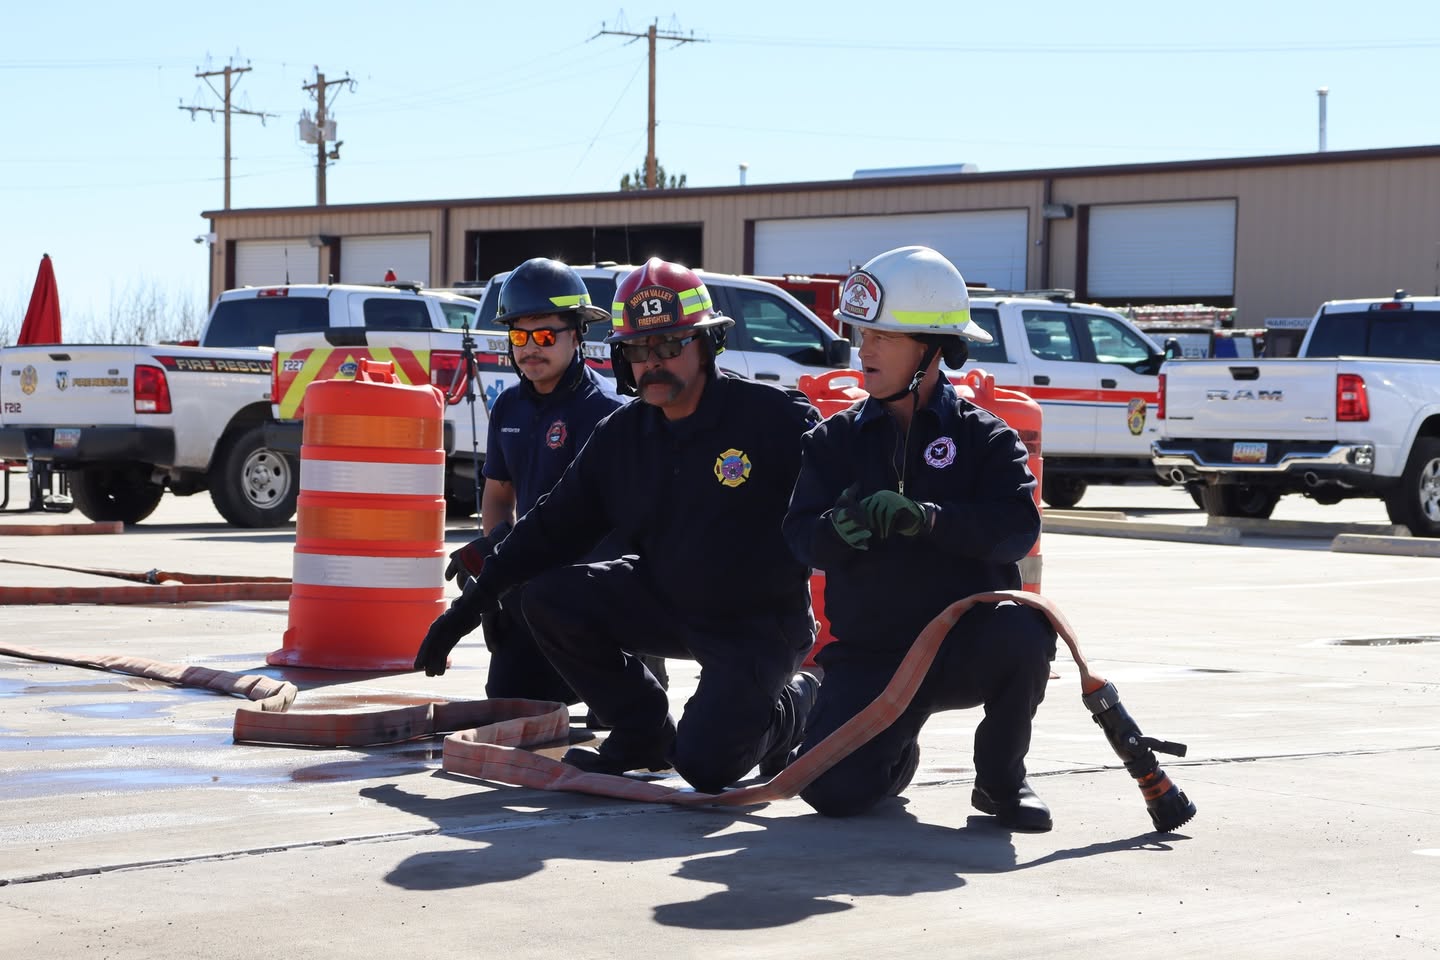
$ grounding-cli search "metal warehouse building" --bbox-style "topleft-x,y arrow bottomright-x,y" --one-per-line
203,144 -> 1440,327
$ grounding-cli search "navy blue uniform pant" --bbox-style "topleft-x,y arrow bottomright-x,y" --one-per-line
482,582 -> 579,705
524,558 -> 813,794
798,601 -> 1056,818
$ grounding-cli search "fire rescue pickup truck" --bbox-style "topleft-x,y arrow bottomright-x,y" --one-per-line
0,283 -> 479,527
1152,291 -> 1440,535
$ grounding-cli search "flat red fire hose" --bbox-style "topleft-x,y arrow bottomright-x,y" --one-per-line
0,559 -> 292,605
2,591 -> 1097,808
0,642 -> 298,712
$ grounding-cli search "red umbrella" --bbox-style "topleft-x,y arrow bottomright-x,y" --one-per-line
18,253 -> 62,345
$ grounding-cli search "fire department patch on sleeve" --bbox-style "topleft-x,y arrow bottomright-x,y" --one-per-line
545,419 -> 568,449
924,436 -> 957,468
713,448 -> 752,487
1126,398 -> 1147,436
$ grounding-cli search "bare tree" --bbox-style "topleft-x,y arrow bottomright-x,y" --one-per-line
79,281 -> 205,345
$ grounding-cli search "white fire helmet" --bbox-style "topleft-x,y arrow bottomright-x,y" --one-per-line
834,245 -> 992,343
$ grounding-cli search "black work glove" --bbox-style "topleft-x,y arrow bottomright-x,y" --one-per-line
828,483 -> 875,551
860,490 -> 935,539
444,521 -> 512,585
413,582 -> 499,676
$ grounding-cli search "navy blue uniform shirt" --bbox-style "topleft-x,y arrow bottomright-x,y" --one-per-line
482,356 -> 623,517
784,379 -> 1040,651
467,370 -> 820,620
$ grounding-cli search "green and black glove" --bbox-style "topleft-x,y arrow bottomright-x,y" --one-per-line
861,490 -> 935,539
829,483 -> 875,551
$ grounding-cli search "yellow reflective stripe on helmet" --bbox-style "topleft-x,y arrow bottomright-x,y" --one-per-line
678,286 -> 712,316
549,293 -> 592,308
611,301 -> 626,325
890,307 -> 973,327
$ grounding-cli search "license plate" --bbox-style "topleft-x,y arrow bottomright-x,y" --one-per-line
54,428 -> 80,450
1232,441 -> 1267,463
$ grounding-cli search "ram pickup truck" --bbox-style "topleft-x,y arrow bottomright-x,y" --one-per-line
0,283 -> 479,527
1152,292 -> 1440,535
268,267 -> 855,516
943,291 -> 1175,508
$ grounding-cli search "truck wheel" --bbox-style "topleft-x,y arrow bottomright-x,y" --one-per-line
1199,483 -> 1279,519
210,425 -> 298,528
1384,436 -> 1440,537
69,464 -> 165,525
1041,475 -> 1087,509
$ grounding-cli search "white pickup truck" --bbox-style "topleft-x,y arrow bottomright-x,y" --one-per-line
947,291 -> 1175,508
1152,292 -> 1440,535
0,283 -> 479,526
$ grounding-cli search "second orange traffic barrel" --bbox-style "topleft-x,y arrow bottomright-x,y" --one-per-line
269,359 -> 447,670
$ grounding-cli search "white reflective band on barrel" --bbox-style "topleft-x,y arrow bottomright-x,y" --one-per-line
292,553 -> 446,589
299,459 -> 444,496
1019,555 -> 1043,582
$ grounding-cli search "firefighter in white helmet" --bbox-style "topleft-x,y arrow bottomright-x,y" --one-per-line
781,245 -> 1058,830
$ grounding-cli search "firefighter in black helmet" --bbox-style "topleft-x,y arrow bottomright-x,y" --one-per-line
441,258 -> 628,705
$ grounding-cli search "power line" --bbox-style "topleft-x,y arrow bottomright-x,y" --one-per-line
707,34 -> 1440,55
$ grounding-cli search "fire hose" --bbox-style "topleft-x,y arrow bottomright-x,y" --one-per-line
0,558 -> 292,605
1,589 -> 1196,831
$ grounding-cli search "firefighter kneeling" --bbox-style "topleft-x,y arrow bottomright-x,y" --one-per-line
781,246 -> 1058,831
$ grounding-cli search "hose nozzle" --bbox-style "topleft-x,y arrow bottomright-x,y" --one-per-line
1082,681 -> 1197,832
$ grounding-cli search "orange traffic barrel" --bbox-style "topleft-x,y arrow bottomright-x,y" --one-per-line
797,370 -> 866,668
956,368 -> 1045,593
269,359 -> 447,670
797,369 -> 866,419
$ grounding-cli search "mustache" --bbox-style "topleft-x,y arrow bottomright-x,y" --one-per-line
638,370 -> 682,389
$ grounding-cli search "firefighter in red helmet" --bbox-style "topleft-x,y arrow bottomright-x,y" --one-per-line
415,258 -> 821,792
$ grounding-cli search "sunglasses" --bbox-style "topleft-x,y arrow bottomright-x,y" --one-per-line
618,333 -> 700,363
508,326 -> 569,348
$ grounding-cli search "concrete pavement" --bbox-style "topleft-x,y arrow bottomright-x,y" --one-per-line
1,486 -> 1437,958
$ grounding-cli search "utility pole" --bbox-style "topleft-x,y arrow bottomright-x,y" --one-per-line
596,19 -> 703,189
179,62 -> 276,210
301,68 -> 355,206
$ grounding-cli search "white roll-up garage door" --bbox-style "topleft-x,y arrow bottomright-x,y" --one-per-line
1087,200 -> 1236,298
754,210 -> 1029,291
340,234 -> 431,286
234,239 -> 320,287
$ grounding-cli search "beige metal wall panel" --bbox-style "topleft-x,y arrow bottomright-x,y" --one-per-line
210,149 -> 1440,321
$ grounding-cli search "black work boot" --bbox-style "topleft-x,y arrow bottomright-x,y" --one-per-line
563,718 -> 676,776
971,779 -> 1053,832
759,671 -> 821,779
888,743 -> 921,797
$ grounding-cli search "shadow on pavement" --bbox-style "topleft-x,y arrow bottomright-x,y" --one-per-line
360,780 -> 1182,929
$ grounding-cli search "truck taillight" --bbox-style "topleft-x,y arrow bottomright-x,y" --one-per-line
1157,373 -> 1166,420
431,350 -> 467,405
134,365 -> 172,414
270,358 -> 280,406
1336,373 -> 1369,421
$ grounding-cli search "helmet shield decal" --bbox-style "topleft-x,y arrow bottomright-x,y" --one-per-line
839,271 -> 883,324
627,285 -> 681,331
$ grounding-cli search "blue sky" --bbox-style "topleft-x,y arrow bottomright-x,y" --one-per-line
2,0 -> 1435,335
